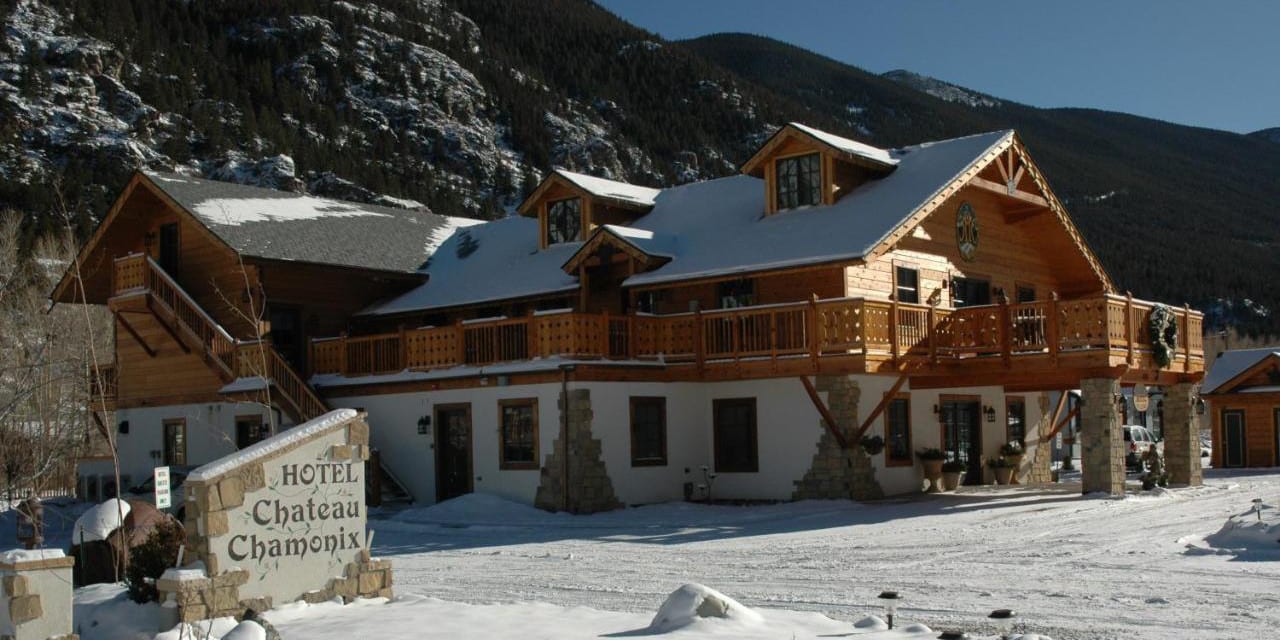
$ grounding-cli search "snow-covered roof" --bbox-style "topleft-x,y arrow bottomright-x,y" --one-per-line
144,172 -> 481,273
554,169 -> 661,208
362,129 -> 1010,316
1203,348 -> 1280,394
362,216 -> 581,316
788,122 -> 898,167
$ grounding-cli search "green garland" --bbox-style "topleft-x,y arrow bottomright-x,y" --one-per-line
1148,304 -> 1178,368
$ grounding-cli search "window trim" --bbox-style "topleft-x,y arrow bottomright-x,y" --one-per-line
774,152 -> 822,211
163,418 -> 187,466
713,398 -> 758,473
545,197 -> 583,246
894,264 -> 920,304
234,414 -> 267,450
1005,396 -> 1027,447
884,393 -> 913,467
498,398 -> 540,470
629,396 -> 668,467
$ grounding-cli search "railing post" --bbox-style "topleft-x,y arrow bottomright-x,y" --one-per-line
1047,292 -> 1060,365
769,311 -> 777,363
695,308 -> 705,373
455,319 -> 465,365
808,294 -> 820,370
1124,291 -> 1135,365
999,295 -> 1012,367
339,333 -> 348,377
601,310 -> 610,358
889,298 -> 900,366
1182,303 -> 1192,372
527,310 -> 539,359
927,305 -> 937,365
399,325 -> 408,371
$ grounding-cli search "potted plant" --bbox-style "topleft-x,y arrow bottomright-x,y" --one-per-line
941,460 -> 966,491
987,457 -> 1014,485
999,441 -> 1025,485
917,448 -> 947,493
860,434 -> 885,456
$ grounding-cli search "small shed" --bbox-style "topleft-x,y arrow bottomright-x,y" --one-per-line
1202,348 -> 1280,468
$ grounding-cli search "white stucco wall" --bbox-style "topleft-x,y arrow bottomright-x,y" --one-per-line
0,560 -> 74,640
332,375 -> 1020,507
79,402 -> 283,496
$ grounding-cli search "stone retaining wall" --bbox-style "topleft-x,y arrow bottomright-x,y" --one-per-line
0,553 -> 76,640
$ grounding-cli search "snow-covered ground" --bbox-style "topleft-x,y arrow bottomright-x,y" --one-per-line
14,468 -> 1280,639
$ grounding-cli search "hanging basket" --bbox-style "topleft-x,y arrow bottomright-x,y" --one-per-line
1148,304 -> 1178,368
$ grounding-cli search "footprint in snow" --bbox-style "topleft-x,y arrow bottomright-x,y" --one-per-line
1146,597 -> 1170,605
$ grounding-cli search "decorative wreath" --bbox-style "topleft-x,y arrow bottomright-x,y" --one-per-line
1148,304 -> 1178,368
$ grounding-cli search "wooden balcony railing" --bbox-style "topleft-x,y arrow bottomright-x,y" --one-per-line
89,363 -> 117,408
312,294 -> 1205,380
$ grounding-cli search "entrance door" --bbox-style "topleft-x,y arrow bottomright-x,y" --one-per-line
942,400 -> 983,483
1223,410 -> 1246,468
163,419 -> 187,466
268,305 -> 303,372
158,223 -> 180,277
435,404 -> 473,502
952,277 -> 991,308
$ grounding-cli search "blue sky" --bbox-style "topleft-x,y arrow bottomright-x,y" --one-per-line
596,1 -> 1278,134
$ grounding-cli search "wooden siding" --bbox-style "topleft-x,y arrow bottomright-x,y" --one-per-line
112,302 -> 226,408
644,267 -> 845,315
848,186 -> 1102,302
1211,395 -> 1280,467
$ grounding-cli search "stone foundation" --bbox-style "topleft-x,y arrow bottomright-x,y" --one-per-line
1080,377 -> 1125,495
793,376 -> 883,501
1164,382 -> 1203,487
1023,393 -> 1054,484
535,389 -> 622,514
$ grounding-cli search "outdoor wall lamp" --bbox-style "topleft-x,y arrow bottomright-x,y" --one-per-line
878,591 -> 901,630
1195,397 -> 1206,416
117,420 -> 129,434
983,405 -> 996,423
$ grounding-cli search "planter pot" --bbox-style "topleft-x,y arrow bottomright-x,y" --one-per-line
922,460 -> 944,493
1141,478 -> 1156,491
941,471 -> 963,491
1005,454 -> 1024,485
992,467 -> 1014,485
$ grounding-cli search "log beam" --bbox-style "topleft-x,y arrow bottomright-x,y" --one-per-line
115,311 -> 156,357
969,176 -> 1049,208
853,373 -> 909,443
798,376 -> 848,449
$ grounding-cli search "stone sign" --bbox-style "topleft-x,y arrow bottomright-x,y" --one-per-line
159,409 -> 392,623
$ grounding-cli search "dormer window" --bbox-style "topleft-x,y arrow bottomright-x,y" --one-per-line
775,153 -> 821,210
546,197 -> 582,245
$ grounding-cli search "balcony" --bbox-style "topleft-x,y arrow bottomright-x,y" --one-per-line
311,294 -> 1204,386
88,363 -> 118,411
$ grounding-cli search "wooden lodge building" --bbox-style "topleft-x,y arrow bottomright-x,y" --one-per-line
58,123 -> 1207,511
1202,348 -> 1280,468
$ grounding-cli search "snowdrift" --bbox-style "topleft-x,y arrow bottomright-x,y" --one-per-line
649,583 -> 763,633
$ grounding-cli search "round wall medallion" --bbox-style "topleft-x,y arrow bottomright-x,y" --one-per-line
956,202 -> 979,261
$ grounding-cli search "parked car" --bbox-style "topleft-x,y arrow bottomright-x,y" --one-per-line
128,466 -> 192,518
1123,426 -> 1161,471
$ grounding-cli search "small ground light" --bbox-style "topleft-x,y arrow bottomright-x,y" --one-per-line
988,608 -> 1015,638
936,632 -> 969,640
1253,498 -> 1264,521
877,591 -> 901,630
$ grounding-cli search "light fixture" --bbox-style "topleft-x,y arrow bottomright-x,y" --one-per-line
988,609 -> 1015,639
417,415 -> 431,435
118,420 -> 130,435
878,591 -> 901,630
983,406 -> 996,423
1195,397 -> 1206,416
937,632 -> 970,640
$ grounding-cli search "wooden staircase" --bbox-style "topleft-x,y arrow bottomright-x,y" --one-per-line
111,254 -> 328,423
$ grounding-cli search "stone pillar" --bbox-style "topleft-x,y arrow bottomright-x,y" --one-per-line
1163,383 -> 1203,487
1080,377 -> 1125,496
535,389 -> 622,514
793,376 -> 883,501
0,550 -> 76,640
1023,393 -> 1054,484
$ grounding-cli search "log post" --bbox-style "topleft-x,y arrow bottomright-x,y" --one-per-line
889,297 -> 900,365
339,333 -> 348,377
694,308 -> 705,373
808,294 -> 820,371
927,305 -> 937,365
1047,292 -> 1060,365
1125,291 -> 1135,365
999,296 -> 1011,367
455,318 -> 465,365
399,325 -> 408,370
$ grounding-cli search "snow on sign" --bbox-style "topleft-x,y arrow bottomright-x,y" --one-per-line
154,466 -> 171,509
156,410 -> 393,624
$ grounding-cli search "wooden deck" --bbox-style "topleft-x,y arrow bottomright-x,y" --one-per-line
312,293 -> 1204,389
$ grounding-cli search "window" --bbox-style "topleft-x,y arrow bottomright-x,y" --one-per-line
885,396 -> 912,466
713,398 -> 758,472
1006,397 -> 1026,446
1016,284 -> 1036,303
546,198 -> 582,245
158,222 -> 180,276
163,419 -> 186,466
499,399 -> 539,470
775,153 -> 821,210
895,266 -> 920,304
630,397 -> 667,466
235,415 -> 268,449
716,279 -> 755,308
952,277 -> 991,307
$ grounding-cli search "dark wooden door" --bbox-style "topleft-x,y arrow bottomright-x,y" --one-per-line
952,277 -> 991,308
942,400 -> 983,483
268,305 -> 303,371
1223,410 -> 1246,468
435,404 -> 473,502
158,223 -> 180,277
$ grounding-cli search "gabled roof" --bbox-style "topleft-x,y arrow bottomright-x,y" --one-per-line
740,122 -> 899,176
144,172 -> 481,273
361,216 -> 581,316
561,224 -> 677,273
516,169 -> 661,216
1203,348 -> 1280,394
